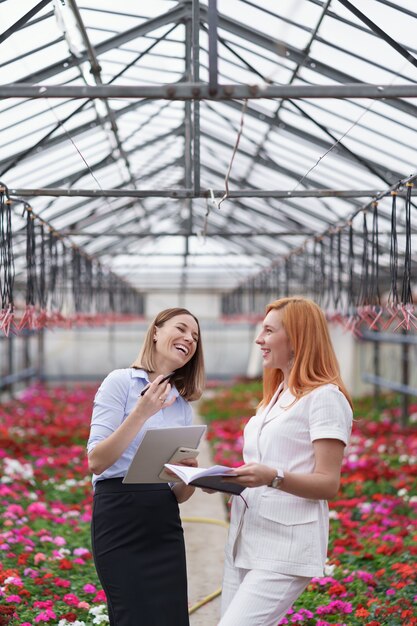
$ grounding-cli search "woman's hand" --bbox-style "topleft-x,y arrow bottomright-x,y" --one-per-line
222,463 -> 276,488
135,375 -> 176,418
176,456 -> 198,468
163,455 -> 198,478
88,375 -> 176,476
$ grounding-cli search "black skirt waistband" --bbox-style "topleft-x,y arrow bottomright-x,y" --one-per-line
94,478 -> 171,494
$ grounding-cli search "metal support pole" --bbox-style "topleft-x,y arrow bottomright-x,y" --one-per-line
401,332 -> 409,427
207,0 -> 219,96
8,334 -> 14,396
37,330 -> 45,383
23,332 -> 30,370
373,333 -> 380,409
181,11 -> 195,299
192,0 -> 201,195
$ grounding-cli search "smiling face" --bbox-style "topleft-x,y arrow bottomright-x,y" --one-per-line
256,309 -> 292,378
153,313 -> 199,372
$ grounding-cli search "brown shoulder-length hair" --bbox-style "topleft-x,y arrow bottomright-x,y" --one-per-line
131,308 -> 205,401
261,297 -> 352,409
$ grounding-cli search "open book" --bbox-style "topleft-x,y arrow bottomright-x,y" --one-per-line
164,463 -> 244,495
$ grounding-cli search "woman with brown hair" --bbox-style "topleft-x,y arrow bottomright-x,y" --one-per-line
87,308 -> 205,626
219,297 -> 353,626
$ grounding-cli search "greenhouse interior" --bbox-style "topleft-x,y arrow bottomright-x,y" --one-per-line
0,1 -> 416,624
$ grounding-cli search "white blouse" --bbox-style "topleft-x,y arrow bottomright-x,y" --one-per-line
225,383 -> 353,577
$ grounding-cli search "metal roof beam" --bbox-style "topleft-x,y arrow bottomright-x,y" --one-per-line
55,230 -> 332,238
337,0 -> 417,71
3,82 -> 417,100
10,188 -> 415,199
0,0 -> 51,45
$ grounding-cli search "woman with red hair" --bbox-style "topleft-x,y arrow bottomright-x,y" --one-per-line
219,297 -> 353,626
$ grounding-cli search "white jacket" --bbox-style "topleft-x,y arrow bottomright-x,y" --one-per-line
225,384 -> 353,577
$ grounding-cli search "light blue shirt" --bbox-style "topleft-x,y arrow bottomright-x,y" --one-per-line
87,368 -> 193,487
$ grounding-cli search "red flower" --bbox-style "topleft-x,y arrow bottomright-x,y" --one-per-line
355,607 -> 370,617
59,612 -> 78,622
328,583 -> 347,596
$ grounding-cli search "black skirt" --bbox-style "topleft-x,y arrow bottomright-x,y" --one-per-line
91,479 -> 190,626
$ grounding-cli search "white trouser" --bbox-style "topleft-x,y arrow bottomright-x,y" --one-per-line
219,554 -> 311,626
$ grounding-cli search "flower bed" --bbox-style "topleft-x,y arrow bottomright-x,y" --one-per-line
199,383 -> 417,625
0,385 -> 104,626
1,382 -> 416,625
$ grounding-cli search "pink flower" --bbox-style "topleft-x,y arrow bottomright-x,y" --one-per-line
54,536 -> 66,546
34,553 -> 46,564
63,593 -> 80,606
93,590 -> 106,602
77,601 -> 90,609
6,595 -> 21,603
83,583 -> 97,593
34,609 -> 56,623
34,601 -> 53,609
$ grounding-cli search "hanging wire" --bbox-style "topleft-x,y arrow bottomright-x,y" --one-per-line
217,99 -> 248,209
401,182 -> 413,304
389,191 -> 399,305
358,210 -> 370,305
0,180 -> 145,333
326,232 -> 335,309
369,201 -> 381,306
0,185 -> 15,314
25,205 -> 37,309
335,229 -> 343,310
347,221 -> 355,312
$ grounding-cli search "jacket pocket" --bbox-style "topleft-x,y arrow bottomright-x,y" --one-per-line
255,494 -> 320,565
258,493 -> 319,525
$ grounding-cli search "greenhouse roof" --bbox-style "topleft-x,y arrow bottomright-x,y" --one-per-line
1,0 -> 417,296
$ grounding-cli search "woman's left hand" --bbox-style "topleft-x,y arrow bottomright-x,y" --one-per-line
222,463 -> 275,488
177,457 -> 198,468
164,456 -> 198,478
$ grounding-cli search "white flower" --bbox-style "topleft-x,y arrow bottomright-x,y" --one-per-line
2,458 -> 33,480
324,561 -> 336,576
89,605 -> 109,623
92,616 -> 110,624
397,488 -> 408,498
89,605 -> 107,617
358,502 -> 372,512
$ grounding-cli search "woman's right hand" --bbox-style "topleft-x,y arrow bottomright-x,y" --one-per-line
88,375 -> 177,476
135,375 -> 176,418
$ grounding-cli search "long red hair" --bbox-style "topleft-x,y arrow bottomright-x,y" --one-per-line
261,297 -> 352,409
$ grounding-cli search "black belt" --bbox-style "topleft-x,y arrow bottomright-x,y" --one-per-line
94,477 -> 171,493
